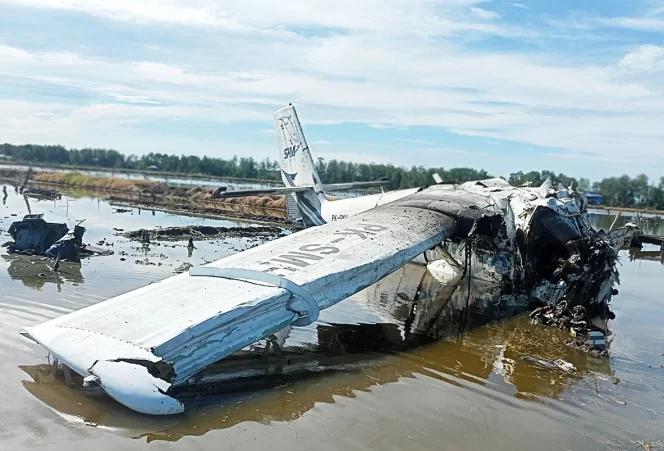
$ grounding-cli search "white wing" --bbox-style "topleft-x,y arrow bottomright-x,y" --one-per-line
21,193 -> 497,415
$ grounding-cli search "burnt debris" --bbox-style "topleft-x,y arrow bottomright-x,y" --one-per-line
20,187 -> 62,200
4,214 -> 111,261
529,300 -> 612,357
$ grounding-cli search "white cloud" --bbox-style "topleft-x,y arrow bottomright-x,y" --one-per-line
599,16 -> 664,32
618,45 -> 664,72
1,0 -> 526,37
469,7 -> 500,20
108,93 -> 163,104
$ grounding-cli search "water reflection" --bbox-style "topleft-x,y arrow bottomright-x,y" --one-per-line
20,263 -> 615,442
3,255 -> 84,290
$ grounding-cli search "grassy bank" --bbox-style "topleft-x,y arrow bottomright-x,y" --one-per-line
33,172 -> 156,192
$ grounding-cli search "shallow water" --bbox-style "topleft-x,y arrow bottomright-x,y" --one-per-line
1,187 -> 663,450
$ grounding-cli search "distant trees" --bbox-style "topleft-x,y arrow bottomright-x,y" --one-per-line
2,143 -> 664,210
593,174 -> 664,210
0,143 -> 492,188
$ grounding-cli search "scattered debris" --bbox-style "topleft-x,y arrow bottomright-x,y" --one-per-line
530,300 -> 612,357
45,227 -> 86,261
520,356 -> 576,372
21,187 -> 62,200
565,339 -> 609,357
174,262 -> 193,274
121,225 -> 285,242
5,214 -> 112,261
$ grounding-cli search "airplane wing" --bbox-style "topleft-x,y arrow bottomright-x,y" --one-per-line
20,191 -> 499,415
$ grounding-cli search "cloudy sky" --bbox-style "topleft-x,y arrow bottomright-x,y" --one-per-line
1,0 -> 663,181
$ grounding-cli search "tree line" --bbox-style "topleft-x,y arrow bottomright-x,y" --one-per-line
2,143 -> 664,210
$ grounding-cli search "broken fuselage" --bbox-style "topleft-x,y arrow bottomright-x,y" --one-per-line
423,177 -> 634,309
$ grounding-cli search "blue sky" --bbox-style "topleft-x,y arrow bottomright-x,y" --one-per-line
1,0 -> 663,182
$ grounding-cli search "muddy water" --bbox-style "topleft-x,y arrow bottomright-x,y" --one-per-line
1,188 -> 663,450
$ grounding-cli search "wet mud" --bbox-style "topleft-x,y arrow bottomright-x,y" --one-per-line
121,225 -> 286,242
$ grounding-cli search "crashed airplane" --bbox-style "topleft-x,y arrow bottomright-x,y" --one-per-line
20,105 -> 636,416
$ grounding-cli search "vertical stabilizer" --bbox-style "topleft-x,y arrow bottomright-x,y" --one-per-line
274,104 -> 324,193
274,104 -> 327,226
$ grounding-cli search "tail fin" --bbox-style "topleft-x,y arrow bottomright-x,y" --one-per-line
274,104 -> 324,193
273,104 -> 327,226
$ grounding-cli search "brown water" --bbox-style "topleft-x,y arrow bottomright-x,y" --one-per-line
1,188 -> 663,451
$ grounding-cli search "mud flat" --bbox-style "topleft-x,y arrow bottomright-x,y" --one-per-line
121,225 -> 286,242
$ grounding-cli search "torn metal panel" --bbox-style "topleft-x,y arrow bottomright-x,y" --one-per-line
6,214 -> 93,261
7,214 -> 68,255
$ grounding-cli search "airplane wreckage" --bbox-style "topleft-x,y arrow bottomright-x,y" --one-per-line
20,105 -> 637,415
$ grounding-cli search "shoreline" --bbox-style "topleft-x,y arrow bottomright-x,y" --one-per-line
0,168 -> 294,226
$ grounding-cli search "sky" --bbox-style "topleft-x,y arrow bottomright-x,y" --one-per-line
0,0 -> 663,182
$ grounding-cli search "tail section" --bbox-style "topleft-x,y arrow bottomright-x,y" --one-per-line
274,104 -> 324,194
274,104 -> 327,226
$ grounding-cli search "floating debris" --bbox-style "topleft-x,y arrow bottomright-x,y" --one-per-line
5,214 -> 111,261
565,339 -> 609,357
21,187 -> 62,200
520,356 -> 576,372
174,262 -> 194,274
529,300 -> 612,357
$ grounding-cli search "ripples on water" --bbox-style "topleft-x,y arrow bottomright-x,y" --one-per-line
1,188 -> 663,450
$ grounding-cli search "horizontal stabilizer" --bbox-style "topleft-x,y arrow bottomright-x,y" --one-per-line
212,186 -> 313,198
323,180 -> 390,191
